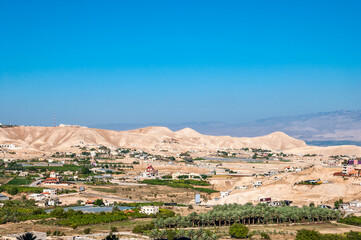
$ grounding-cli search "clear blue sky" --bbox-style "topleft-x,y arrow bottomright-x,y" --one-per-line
1,0 -> 360,126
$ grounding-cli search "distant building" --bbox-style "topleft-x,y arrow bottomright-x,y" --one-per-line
142,165 -> 158,178
50,170 -> 61,178
220,191 -> 230,198
342,164 -> 355,175
253,181 -> 262,188
43,177 -> 60,185
195,193 -> 201,204
146,165 -> 158,176
259,197 -> 272,203
0,193 -> 9,201
349,200 -> 361,209
140,206 -> 159,215
43,188 -> 57,195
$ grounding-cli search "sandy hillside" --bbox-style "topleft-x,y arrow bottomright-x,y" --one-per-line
0,125 -> 360,156
208,165 -> 361,206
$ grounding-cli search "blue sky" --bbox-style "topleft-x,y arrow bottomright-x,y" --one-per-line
1,0 -> 360,126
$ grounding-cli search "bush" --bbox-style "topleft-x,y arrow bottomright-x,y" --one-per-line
6,186 -> 18,195
229,223 -> 249,239
132,222 -> 154,234
296,230 -> 316,240
84,228 -> 91,234
261,232 -> 271,240
339,216 -> 361,226
94,199 -> 104,206
156,209 -> 176,218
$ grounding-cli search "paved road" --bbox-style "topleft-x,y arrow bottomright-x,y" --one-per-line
80,192 -> 151,203
29,179 -> 42,187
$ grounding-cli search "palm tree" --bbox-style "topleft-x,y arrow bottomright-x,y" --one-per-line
16,233 -> 37,240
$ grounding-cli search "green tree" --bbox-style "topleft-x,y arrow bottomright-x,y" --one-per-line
94,199 -> 104,206
229,223 -> 249,239
81,166 -> 91,174
7,186 -> 19,195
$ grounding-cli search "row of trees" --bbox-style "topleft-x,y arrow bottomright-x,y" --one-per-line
153,203 -> 341,229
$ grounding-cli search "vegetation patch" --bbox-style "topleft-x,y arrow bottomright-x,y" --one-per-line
296,229 -> 361,240
339,215 -> 361,226
6,177 -> 32,186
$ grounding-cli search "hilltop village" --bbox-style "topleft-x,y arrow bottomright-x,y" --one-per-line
1,126 -> 361,239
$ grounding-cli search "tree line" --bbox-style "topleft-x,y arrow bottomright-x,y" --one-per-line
153,203 -> 341,229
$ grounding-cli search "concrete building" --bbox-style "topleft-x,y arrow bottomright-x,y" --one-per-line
43,188 -> 57,195
140,206 -> 159,215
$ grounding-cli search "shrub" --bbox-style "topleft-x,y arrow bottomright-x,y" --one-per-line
296,229 -> 323,240
84,228 -> 91,234
94,199 -> 104,206
229,223 -> 249,239
261,232 -> 271,240
156,209 -> 176,219
6,186 -> 19,195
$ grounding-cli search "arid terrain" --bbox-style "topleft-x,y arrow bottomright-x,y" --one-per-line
1,126 -> 361,156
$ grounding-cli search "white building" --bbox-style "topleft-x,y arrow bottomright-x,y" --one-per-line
253,181 -> 262,188
50,171 -> 61,178
220,191 -> 230,198
47,198 -> 59,206
349,200 -> 361,209
28,194 -> 45,201
43,188 -> 57,195
140,206 -> 159,215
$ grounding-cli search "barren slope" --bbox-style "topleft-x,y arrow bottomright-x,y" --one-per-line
0,125 -> 360,156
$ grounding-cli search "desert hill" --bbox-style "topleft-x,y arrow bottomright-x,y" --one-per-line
90,110 -> 361,144
0,125 -> 360,156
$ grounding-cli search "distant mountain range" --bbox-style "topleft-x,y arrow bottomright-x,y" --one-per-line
90,110 -> 361,146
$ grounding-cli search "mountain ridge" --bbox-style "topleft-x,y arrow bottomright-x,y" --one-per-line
1,125 -> 361,156
88,110 -> 361,142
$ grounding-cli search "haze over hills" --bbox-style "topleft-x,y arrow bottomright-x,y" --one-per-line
1,125 -> 361,156
90,110 -> 361,144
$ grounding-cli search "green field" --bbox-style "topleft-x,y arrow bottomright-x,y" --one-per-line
6,177 -> 30,186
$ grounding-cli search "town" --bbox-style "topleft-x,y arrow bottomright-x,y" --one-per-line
1,130 -> 361,239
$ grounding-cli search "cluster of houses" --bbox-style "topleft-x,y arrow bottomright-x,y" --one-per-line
259,197 -> 293,206
341,160 -> 361,176
339,200 -> 361,211
284,166 -> 303,173
0,144 -> 21,150
28,188 -> 60,207
42,170 -> 70,186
